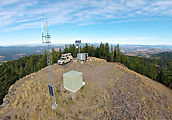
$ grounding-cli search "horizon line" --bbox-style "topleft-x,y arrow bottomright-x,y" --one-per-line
1,43 -> 172,47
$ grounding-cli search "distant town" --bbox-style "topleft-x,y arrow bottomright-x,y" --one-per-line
120,45 -> 172,58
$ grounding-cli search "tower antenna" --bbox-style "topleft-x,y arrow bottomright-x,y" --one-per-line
41,18 -> 58,109
41,22 -> 44,43
46,18 -> 49,34
41,22 -> 43,33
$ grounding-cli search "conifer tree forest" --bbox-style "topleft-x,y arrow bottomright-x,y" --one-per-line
0,43 -> 172,104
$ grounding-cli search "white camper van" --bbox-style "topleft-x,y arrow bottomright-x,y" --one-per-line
58,53 -> 73,65
61,53 -> 73,61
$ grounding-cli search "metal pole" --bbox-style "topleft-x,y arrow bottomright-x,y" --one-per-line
79,43 -> 80,53
42,19 -> 58,109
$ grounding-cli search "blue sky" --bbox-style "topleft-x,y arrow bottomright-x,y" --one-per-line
0,0 -> 172,46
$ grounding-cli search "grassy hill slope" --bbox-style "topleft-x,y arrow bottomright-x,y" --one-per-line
0,57 -> 171,120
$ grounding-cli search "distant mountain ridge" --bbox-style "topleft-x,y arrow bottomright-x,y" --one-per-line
0,44 -> 172,64
0,46 -> 63,63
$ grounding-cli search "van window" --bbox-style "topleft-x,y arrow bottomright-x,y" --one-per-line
60,58 -> 66,60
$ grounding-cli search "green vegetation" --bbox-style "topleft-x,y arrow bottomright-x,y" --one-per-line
63,43 -> 172,89
0,43 -> 172,105
0,54 -> 46,104
0,48 -> 63,105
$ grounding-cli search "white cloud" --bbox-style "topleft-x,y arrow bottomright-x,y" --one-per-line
0,0 -> 172,31
0,0 -> 20,6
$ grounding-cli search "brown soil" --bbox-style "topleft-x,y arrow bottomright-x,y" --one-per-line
0,57 -> 172,120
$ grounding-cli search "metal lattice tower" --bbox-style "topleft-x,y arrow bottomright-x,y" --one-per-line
41,19 -> 58,109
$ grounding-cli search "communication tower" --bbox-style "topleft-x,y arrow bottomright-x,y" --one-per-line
41,19 -> 58,109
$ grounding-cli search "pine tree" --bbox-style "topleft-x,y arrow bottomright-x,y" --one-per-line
83,43 -> 89,53
63,45 -> 69,54
153,56 -> 158,80
95,47 -> 100,58
116,44 -> 121,62
141,58 -> 146,75
114,46 -> 117,62
105,43 -> 110,62
79,46 -> 83,53
57,48 -> 62,59
149,63 -> 154,79
135,56 -> 140,73
110,44 -> 114,62
99,42 -> 106,59
71,44 -> 76,57
167,61 -> 172,88
68,44 -> 72,53
89,45 -> 95,57
122,55 -> 129,67
52,48 -> 58,64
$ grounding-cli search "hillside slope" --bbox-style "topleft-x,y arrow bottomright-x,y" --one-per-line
0,57 -> 172,120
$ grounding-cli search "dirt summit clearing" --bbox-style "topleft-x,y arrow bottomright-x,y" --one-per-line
0,57 -> 172,120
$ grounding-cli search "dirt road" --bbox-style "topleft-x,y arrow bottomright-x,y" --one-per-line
60,60 -> 114,89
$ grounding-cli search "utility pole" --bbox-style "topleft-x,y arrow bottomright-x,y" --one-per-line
41,19 -> 58,109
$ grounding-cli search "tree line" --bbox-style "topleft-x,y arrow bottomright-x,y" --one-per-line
0,54 -> 48,104
0,43 -> 172,104
62,43 -> 172,89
